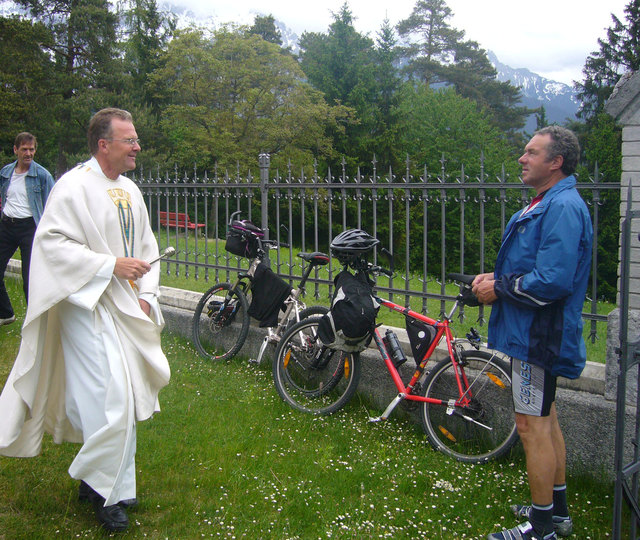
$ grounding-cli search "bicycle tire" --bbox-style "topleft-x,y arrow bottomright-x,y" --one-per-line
420,350 -> 518,463
299,304 -> 329,319
192,282 -> 250,361
272,316 -> 361,415
281,304 -> 329,335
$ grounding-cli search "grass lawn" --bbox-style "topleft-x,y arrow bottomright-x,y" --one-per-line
0,277 -> 615,538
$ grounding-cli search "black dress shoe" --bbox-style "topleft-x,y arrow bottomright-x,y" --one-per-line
84,485 -> 129,532
79,480 -> 138,509
93,499 -> 129,532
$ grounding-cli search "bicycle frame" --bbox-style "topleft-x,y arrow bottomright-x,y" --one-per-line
369,295 -> 496,431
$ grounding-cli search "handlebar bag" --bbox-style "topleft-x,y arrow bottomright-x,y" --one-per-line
225,220 -> 263,258
318,270 -> 379,352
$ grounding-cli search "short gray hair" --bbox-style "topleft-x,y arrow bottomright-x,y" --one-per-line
535,125 -> 580,176
88,108 -> 133,155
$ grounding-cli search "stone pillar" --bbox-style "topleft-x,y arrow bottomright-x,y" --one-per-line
605,71 -> 640,400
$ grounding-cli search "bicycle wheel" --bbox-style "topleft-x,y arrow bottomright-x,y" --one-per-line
192,282 -> 250,361
298,304 -> 329,320
286,306 -> 329,331
272,317 -> 361,415
420,350 -> 518,463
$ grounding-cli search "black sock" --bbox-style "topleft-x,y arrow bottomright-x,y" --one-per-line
553,484 -> 569,518
530,502 -> 554,536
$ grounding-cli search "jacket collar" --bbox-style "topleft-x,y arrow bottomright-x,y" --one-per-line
517,175 -> 576,219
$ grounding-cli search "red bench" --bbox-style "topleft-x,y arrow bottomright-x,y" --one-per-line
159,211 -> 205,233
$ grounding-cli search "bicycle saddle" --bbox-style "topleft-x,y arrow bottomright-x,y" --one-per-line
298,252 -> 330,266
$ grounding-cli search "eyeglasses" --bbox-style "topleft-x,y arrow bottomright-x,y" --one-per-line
106,138 -> 141,146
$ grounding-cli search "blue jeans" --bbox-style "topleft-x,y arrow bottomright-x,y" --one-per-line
0,215 -> 36,317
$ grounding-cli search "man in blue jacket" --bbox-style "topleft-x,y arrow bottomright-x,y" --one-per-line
473,126 -> 593,540
0,132 -> 55,325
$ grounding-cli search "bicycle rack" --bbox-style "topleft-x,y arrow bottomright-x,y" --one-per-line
613,188 -> 640,539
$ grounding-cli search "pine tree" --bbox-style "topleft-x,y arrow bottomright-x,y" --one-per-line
14,0 -> 121,174
397,0 -> 529,141
396,0 -> 463,86
576,0 -> 640,120
249,14 -> 283,46
120,0 -> 176,108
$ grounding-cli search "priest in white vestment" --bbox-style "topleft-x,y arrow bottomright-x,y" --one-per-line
0,108 -> 170,532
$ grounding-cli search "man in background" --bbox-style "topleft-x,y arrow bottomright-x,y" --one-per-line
0,132 -> 54,325
0,109 -> 170,533
473,126 -> 593,540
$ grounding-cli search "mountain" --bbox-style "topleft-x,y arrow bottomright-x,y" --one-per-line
161,2 -> 301,53
487,51 -> 580,132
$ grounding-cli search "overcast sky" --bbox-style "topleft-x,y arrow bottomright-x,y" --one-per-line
168,0 -> 631,86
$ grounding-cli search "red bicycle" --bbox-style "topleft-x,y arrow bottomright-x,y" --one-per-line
272,249 -> 518,463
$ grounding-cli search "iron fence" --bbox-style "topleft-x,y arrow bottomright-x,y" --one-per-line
135,154 -> 620,341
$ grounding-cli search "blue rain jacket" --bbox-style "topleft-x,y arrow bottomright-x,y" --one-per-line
487,175 -> 593,379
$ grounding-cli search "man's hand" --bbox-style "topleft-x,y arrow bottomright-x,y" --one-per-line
113,257 -> 151,281
139,298 -> 151,316
472,272 -> 498,305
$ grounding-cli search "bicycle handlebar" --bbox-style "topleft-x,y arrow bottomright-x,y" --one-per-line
366,263 -> 393,278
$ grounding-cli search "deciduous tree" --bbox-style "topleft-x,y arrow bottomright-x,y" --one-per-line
148,27 -> 352,171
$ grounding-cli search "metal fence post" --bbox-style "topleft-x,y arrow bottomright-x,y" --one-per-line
259,153 -> 270,238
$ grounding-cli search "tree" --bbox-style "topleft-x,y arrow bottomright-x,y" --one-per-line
14,0 -> 122,174
298,3 -> 379,168
396,84 -> 517,175
576,0 -> 640,120
397,0 -> 529,141
0,17 -> 58,170
119,0 -> 176,108
395,83 -> 521,277
371,18 -> 402,169
147,27 -> 352,171
396,0 -> 463,86
535,106 -> 548,130
249,14 -> 282,46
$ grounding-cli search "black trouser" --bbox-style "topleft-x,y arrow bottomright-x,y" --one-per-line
0,214 -> 36,318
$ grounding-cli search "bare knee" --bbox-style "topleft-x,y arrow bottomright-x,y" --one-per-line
515,413 -> 551,444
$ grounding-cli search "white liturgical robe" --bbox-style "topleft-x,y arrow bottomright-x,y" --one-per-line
0,158 -> 170,505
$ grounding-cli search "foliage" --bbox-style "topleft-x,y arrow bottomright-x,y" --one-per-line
0,17 -> 58,171
298,3 -> 379,170
396,0 -> 530,143
148,27 -> 352,172
12,0 -> 123,175
119,0 -> 176,109
249,13 -> 283,45
576,0 -> 640,120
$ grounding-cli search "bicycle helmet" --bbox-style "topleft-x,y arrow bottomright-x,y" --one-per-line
330,229 -> 379,265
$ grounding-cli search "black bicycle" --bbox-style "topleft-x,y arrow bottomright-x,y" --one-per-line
192,212 -> 329,362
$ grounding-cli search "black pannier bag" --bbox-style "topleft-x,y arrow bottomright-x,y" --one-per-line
247,262 -> 292,327
318,270 -> 379,352
224,220 -> 264,259
405,317 -> 437,366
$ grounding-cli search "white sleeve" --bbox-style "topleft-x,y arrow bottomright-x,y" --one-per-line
65,257 -> 116,310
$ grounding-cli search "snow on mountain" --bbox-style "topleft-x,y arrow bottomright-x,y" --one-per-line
160,2 -> 300,53
487,50 -> 580,131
